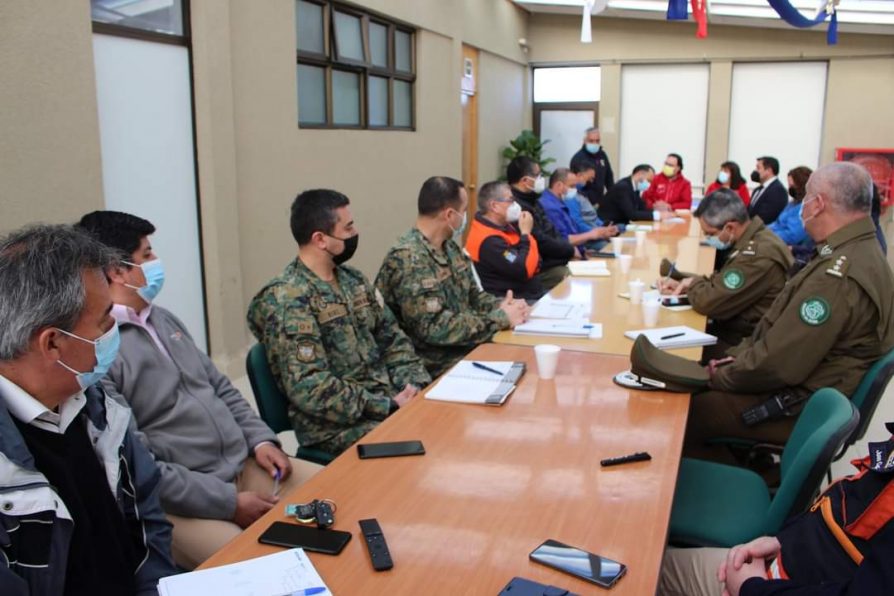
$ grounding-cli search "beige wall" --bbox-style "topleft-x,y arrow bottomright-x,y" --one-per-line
527,15 -> 894,182
478,51 -> 531,182
210,0 -> 529,367
0,2 -> 104,233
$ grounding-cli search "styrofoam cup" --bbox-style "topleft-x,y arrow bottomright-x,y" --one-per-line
534,344 -> 561,380
629,279 -> 646,305
611,236 -> 624,257
635,229 -> 647,246
618,254 -> 633,274
642,298 -> 661,327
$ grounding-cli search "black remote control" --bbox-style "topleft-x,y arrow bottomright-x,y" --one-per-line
314,500 -> 334,528
600,452 -> 652,467
359,518 -> 393,571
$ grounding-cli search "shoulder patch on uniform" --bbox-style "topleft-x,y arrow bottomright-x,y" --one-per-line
296,340 -> 317,362
723,268 -> 745,290
425,297 -> 442,313
799,296 -> 831,326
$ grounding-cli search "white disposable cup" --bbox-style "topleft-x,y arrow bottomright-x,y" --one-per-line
635,230 -> 647,246
629,279 -> 646,305
642,298 -> 661,327
611,236 -> 624,257
618,254 -> 633,274
534,344 -> 561,380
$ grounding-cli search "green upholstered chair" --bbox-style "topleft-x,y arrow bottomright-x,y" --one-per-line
669,387 -> 858,547
245,343 -> 335,466
841,347 -> 894,450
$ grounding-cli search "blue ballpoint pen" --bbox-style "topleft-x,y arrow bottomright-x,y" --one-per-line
472,361 -> 503,376
290,588 -> 327,596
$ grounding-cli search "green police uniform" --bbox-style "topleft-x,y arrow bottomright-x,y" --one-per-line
686,218 -> 793,358
375,228 -> 510,378
247,258 -> 431,455
685,217 -> 894,462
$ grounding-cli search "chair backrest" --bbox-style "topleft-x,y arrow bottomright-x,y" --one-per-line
847,347 -> 894,444
766,388 -> 859,533
245,343 -> 291,434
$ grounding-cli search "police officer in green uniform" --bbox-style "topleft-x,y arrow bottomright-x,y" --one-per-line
375,176 -> 530,378
659,189 -> 793,360
684,162 -> 894,462
247,189 -> 431,456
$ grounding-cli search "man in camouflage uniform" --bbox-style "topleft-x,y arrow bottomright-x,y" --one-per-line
659,189 -> 793,359
684,162 -> 894,462
375,176 -> 530,378
247,189 -> 431,456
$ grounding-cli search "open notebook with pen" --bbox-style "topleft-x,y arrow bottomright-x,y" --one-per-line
425,360 -> 525,405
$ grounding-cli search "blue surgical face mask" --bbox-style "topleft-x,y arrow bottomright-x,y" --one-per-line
637,179 -> 650,193
123,259 -> 165,303
717,170 -> 730,184
565,187 -> 578,200
704,229 -> 732,251
56,323 -> 121,390
585,143 -> 601,154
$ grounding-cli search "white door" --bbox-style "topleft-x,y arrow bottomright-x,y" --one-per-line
93,34 -> 208,351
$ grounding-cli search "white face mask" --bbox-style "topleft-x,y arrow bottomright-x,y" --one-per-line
800,196 -> 818,226
565,187 -> 578,200
506,201 -> 522,223
533,175 -> 546,194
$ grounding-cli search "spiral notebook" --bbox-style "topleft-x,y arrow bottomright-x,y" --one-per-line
425,360 -> 525,405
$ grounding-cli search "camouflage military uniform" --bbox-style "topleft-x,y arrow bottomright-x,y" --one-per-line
247,258 -> 431,455
684,217 -> 894,462
375,228 -> 510,378
685,218 -> 793,359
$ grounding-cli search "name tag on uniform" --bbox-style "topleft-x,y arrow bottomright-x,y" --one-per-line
353,294 -> 370,309
317,303 -> 347,324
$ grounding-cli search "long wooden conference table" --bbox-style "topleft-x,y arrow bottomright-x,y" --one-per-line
494,214 -> 715,360
201,214 -> 715,594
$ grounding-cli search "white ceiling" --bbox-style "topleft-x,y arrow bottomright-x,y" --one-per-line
513,0 -> 894,35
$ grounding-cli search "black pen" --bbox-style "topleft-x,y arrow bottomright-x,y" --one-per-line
472,362 -> 504,376
660,332 -> 685,340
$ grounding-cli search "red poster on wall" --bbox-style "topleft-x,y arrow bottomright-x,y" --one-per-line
836,148 -> 894,207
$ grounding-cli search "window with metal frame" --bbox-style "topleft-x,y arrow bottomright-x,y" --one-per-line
296,0 -> 416,130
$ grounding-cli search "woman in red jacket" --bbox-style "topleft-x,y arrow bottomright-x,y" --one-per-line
706,161 -> 750,206
642,153 -> 692,211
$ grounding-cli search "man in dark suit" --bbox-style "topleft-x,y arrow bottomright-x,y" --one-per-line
570,127 -> 614,206
598,164 -> 655,224
748,156 -> 787,225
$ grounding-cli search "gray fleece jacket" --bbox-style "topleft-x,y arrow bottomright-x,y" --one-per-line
101,305 -> 277,521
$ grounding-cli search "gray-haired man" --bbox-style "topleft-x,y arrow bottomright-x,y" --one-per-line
0,225 -> 177,594
571,126 -> 615,205
659,189 -> 793,359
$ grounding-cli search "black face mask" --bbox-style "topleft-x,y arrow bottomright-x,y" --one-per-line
326,233 -> 359,265
750,170 -> 761,183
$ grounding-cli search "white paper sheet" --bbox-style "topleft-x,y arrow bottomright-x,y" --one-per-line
157,548 -> 330,596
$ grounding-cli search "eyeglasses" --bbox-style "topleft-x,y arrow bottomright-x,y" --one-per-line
493,198 -> 514,203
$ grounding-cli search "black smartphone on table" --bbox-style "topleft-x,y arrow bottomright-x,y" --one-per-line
258,521 -> 351,555
661,295 -> 690,307
357,440 -> 425,459
529,539 -> 627,589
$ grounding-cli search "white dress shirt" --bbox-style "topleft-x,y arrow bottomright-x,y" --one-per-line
0,373 -> 86,434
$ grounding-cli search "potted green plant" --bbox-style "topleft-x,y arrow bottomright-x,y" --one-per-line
501,129 -> 556,177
